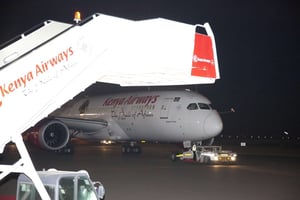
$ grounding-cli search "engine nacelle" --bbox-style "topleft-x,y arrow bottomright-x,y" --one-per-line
37,120 -> 70,150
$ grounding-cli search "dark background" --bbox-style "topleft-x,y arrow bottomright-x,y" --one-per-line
1,0 -> 299,138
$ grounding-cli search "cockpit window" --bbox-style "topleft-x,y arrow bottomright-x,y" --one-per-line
187,103 -> 198,110
198,103 -> 211,110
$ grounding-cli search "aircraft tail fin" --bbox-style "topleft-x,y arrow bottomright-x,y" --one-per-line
96,19 -> 220,86
191,23 -> 219,79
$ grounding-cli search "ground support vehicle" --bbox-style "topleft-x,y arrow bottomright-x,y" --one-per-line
16,169 -> 105,200
171,146 -> 237,164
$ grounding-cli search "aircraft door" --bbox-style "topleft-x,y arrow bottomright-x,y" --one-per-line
160,99 -> 172,119
126,123 -> 136,138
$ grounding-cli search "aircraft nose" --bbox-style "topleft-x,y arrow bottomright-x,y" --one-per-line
204,111 -> 223,137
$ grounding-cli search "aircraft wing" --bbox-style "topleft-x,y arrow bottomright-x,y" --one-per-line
54,117 -> 108,132
55,116 -> 130,140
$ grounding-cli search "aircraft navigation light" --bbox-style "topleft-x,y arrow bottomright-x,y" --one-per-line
74,11 -> 81,23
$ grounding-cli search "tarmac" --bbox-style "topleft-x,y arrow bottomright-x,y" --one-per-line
1,141 -> 300,200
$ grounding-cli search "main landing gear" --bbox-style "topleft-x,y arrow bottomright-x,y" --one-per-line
121,142 -> 142,154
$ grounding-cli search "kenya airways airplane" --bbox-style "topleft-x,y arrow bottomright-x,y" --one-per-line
28,89 -> 223,153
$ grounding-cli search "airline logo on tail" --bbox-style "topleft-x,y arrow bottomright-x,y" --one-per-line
191,33 -> 216,78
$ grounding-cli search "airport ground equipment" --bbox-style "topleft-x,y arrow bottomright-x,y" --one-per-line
15,168 -> 105,200
0,12 -> 220,199
171,146 -> 237,164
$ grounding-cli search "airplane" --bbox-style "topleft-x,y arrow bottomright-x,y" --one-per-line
27,88 -> 223,153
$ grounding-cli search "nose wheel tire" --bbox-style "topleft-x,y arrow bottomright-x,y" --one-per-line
170,152 -> 178,162
203,156 -> 211,164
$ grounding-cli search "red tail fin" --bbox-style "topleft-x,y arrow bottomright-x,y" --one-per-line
191,33 -> 216,78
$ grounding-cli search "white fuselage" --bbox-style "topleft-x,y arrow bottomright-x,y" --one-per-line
51,90 -> 223,142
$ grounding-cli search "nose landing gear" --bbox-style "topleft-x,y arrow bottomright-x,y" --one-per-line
121,142 -> 142,154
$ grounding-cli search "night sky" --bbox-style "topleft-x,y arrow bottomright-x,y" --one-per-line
1,0 -> 299,137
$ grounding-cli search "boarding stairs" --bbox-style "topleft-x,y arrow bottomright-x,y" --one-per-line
0,13 -> 219,199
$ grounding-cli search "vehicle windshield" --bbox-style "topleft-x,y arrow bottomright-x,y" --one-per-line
17,183 -> 55,200
77,176 -> 98,200
59,176 -> 98,200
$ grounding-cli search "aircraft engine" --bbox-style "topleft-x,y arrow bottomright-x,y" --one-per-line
38,120 -> 70,150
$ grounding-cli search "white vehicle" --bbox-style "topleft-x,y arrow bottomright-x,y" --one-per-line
16,169 -> 105,200
172,146 -> 237,164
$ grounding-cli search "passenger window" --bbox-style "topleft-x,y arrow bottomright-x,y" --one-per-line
187,103 -> 198,110
198,103 -> 210,110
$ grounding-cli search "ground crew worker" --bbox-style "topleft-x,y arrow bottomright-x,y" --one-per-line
192,144 -> 197,161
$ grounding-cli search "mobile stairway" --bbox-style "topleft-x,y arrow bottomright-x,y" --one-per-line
0,12 -> 219,199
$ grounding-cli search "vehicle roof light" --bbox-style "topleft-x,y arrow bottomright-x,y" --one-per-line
74,11 -> 81,23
